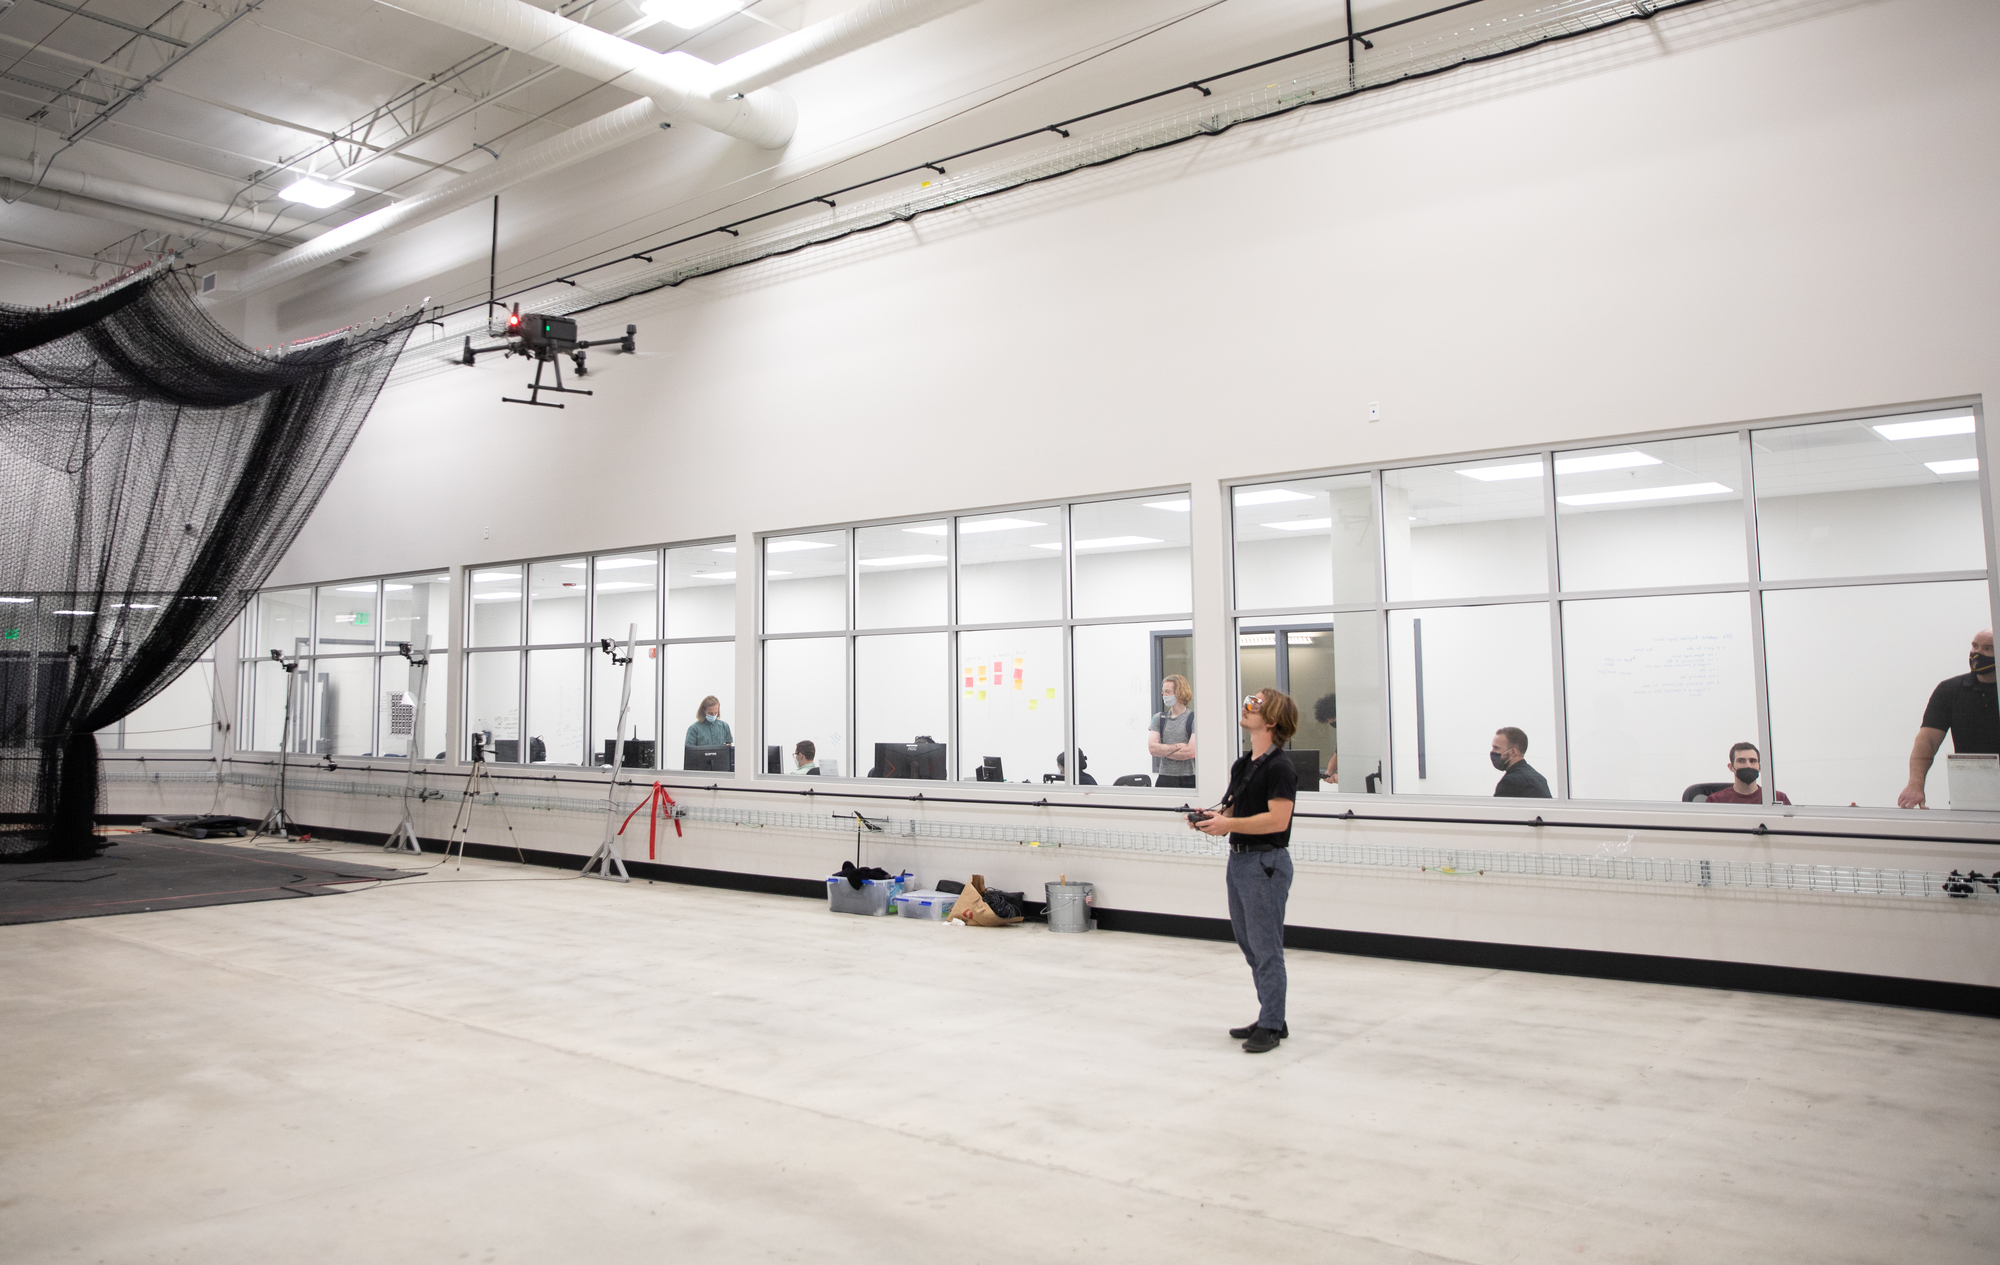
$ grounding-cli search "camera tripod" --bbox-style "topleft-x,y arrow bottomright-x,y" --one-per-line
581,625 -> 638,883
256,651 -> 301,840
383,637 -> 431,855
443,734 -> 525,870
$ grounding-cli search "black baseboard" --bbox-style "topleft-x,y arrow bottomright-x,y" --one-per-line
175,818 -> 2000,1021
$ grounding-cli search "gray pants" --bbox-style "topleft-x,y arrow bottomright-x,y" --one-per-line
1226,847 -> 1293,1030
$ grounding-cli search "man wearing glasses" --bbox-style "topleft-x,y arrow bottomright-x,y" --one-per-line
1191,687 -> 1300,1054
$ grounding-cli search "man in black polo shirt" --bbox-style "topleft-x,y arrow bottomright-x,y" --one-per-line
1898,629 -> 1997,809
1490,726 -> 1550,798
1192,687 -> 1299,1054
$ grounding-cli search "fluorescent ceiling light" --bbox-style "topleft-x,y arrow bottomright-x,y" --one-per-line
1233,489 -> 1313,506
119,603 -> 161,610
1557,482 -> 1733,507
765,570 -> 792,577
279,176 -> 355,208
334,583 -> 376,593
595,557 -> 656,570
691,570 -> 735,580
901,522 -> 948,536
1263,519 -> 1332,531
1874,415 -> 1975,441
858,554 -> 947,567
641,0 -> 744,29
384,583 -> 412,592
957,518 -> 1046,534
1144,498 -> 1191,512
1458,461 -> 1544,482
1927,458 -> 1979,475
1071,536 -> 1163,549
594,581 -> 653,591
767,539 -> 836,553
713,546 -> 736,554
0,597 -> 32,603
54,609 -> 94,616
561,562 -> 586,569
1554,451 -> 1662,475
471,570 -> 516,582
472,592 -> 521,601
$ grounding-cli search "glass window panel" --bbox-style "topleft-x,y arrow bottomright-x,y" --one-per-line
315,581 -> 378,653
1383,459 -> 1549,602
764,637 -> 845,778
958,626 -> 1062,782
1561,593 -> 1757,801
1557,435 -> 1746,591
1754,412 -> 1987,582
525,647 -> 586,766
594,551 -> 658,643
957,509 -> 1063,625
666,542 -> 736,638
468,566 -> 523,647
465,650 -> 521,762
592,643 -> 658,768
764,531 -> 847,634
855,632 -> 947,778
1074,621 -> 1190,789
1764,580 -> 1995,808
308,656 -> 375,757
377,652 -> 445,763
251,588 -> 311,659
1388,604 -> 1555,795
856,523 -> 947,629
1072,496 -> 1192,619
123,658 -> 214,751
528,558 -> 587,644
382,572 -> 450,652
1234,615 -> 1386,794
667,641 -> 736,760
1232,474 -> 1378,611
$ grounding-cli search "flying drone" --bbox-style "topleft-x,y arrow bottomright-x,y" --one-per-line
460,304 -> 637,408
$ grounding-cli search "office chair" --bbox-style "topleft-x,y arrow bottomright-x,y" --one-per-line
1682,781 -> 1731,802
1113,774 -> 1151,787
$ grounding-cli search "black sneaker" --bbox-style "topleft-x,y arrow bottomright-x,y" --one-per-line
1241,1027 -> 1282,1054
1229,1021 -> 1288,1040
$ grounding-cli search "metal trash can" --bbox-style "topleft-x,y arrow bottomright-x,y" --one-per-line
1044,881 -> 1095,933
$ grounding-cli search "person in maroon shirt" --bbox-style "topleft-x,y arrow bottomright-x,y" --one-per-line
1704,742 -> 1791,805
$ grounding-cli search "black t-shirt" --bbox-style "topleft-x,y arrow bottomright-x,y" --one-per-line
1223,748 -> 1299,847
1921,673 -> 2000,755
1494,760 -> 1551,798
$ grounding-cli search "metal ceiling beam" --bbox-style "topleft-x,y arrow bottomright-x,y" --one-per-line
26,0 -> 190,47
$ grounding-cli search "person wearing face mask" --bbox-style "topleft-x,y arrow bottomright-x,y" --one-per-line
1703,742 -> 1791,805
1898,630 -> 1998,809
1148,674 -> 1197,789
685,695 -> 733,750
1490,726 -> 1550,798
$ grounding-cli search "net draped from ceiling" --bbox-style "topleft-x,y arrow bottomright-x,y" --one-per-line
0,265 -> 415,859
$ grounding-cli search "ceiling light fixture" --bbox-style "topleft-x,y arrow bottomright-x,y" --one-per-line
471,592 -> 521,601
594,557 -> 657,570
900,522 -> 948,536
1144,498 -> 1192,512
1557,482 -> 1733,507
766,540 -> 837,553
1263,519 -> 1332,531
1874,415 -> 1975,441
1926,458 -> 1979,475
471,571 -> 516,583
54,610 -> 95,616
1553,451 -> 1663,475
279,176 -> 355,208
594,581 -> 653,591
1050,536 -> 1164,550
334,583 -> 377,593
0,597 -> 33,603
858,555 -> 948,567
1232,489 -> 1314,506
641,0 -> 745,29
690,570 -> 735,580
957,518 -> 1047,534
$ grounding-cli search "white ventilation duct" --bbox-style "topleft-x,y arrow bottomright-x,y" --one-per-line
235,0 -> 983,298
0,155 -> 316,246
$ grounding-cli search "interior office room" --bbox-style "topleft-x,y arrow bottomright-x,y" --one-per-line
1,0 -> 1996,1261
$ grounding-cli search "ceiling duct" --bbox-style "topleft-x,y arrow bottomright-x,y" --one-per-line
232,0 -> 981,299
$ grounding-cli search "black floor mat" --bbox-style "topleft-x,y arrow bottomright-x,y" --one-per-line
0,833 -> 417,926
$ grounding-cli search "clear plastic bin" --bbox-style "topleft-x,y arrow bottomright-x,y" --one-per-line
825,871 -> 912,916
892,889 -> 958,920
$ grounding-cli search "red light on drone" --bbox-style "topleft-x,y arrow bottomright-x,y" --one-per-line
507,312 -> 520,329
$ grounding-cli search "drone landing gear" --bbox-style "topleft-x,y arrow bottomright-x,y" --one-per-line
503,353 -> 593,409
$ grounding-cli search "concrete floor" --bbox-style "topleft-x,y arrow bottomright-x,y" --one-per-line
2,840 -> 1995,1264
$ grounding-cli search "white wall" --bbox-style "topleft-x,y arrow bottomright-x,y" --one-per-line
136,0 -> 2000,985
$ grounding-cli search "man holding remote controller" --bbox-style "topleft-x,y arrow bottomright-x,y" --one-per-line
1190,687 -> 1299,1054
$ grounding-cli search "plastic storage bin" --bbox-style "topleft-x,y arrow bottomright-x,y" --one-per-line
892,889 -> 958,920
825,871 -> 913,916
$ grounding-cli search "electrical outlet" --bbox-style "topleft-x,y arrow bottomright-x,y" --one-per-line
1367,401 -> 1382,422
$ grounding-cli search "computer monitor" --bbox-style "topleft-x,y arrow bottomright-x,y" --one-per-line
975,755 -> 1004,782
767,745 -> 782,774
684,744 -> 734,772
491,738 -> 519,762
874,740 -> 946,780
602,739 -> 654,768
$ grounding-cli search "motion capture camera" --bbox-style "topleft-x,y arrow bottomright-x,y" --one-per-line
470,732 -> 486,764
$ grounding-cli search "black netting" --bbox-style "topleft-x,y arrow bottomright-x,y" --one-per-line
0,264 -> 415,860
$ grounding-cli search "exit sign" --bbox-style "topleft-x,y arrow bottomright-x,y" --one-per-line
354,611 -> 369,626
2,629 -> 18,640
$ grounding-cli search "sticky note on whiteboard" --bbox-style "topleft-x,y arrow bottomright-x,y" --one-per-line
977,690 -> 986,701
1028,698 -> 1038,710
1045,687 -> 1055,699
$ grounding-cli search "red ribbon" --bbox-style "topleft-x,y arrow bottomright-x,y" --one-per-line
616,782 -> 681,859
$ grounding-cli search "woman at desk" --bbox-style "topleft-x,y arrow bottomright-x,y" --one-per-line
686,695 -> 732,749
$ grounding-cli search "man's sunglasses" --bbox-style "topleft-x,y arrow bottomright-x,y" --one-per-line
1241,694 -> 1263,712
